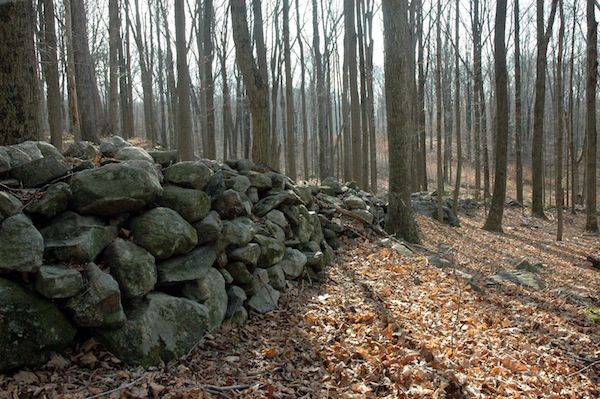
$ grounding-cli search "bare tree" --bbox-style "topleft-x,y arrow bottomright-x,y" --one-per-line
107,0 -> 120,138
283,0 -> 297,180
452,0 -> 462,217
203,0 -> 216,159
41,0 -> 63,149
514,0 -> 524,206
555,0 -> 565,240
584,0 -> 598,232
175,0 -> 194,161
436,0 -> 444,222
230,0 -> 271,166
382,0 -> 420,243
483,0 -> 508,232
0,0 -> 40,145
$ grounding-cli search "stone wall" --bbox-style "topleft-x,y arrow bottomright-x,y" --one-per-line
0,137 -> 389,371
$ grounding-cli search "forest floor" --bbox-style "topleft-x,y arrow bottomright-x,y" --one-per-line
2,205 -> 600,399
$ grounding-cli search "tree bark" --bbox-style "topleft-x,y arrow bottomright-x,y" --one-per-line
71,0 -> 99,143
107,0 -> 120,138
382,0 -> 420,244
584,0 -> 598,232
531,0 -> 558,218
483,0 -> 508,232
555,0 -> 565,240
283,0 -> 297,180
175,0 -> 194,161
312,0 -> 328,181
203,0 -> 216,159
0,1 -> 41,145
41,0 -> 63,149
230,0 -> 271,167
452,0 -> 462,218
514,0 -> 524,206
436,0 -> 444,222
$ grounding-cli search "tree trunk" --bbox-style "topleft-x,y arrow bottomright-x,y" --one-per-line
312,0 -> 328,181
357,0 -> 370,190
107,0 -> 120,138
175,0 -> 194,161
230,0 -> 271,167
472,0 -> 482,200
584,0 -> 598,232
119,0 -> 135,140
0,1 -> 41,145
70,0 -> 99,143
514,0 -> 524,206
555,0 -> 565,240
203,0 -> 216,159
283,0 -> 297,180
41,0 -> 63,149
483,0 -> 508,232
382,0 -> 420,244
531,0 -> 558,218
452,0 -> 462,218
365,0 -> 378,192
417,1 -> 427,191
436,0 -> 444,222
295,0 -> 309,180
64,0 -> 80,141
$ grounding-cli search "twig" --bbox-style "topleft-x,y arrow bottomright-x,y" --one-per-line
83,376 -> 146,399
202,383 -> 253,391
566,358 -> 600,378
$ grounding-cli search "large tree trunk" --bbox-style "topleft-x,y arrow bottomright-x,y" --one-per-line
452,0 -> 462,217
41,0 -> 63,149
483,0 -> 508,232
382,0 -> 420,244
472,0 -> 482,200
584,0 -> 598,232
312,0 -> 328,181
230,0 -> 271,167
436,0 -> 444,222
514,0 -> 524,206
119,0 -> 135,140
203,0 -> 216,159
531,0 -> 558,218
107,0 -> 120,138
283,0 -> 297,180
0,1 -> 41,145
175,0 -> 194,161
71,0 -> 99,143
295,0 -> 309,181
555,0 -> 565,240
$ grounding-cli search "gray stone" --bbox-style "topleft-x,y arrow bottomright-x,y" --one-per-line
123,159 -> 163,182
247,279 -> 280,314
320,177 -> 343,195
246,186 -> 259,203
263,220 -> 287,242
280,204 -> 300,226
115,146 -> 154,162
212,189 -> 247,220
278,248 -> 307,279
427,256 -> 452,269
157,185 -> 211,223
24,182 -> 71,218
163,161 -> 212,189
95,292 -> 210,367
515,259 -> 543,274
352,209 -> 375,224
218,268 -> 234,284
267,264 -> 286,291
254,191 -> 303,217
344,194 -> 367,210
102,239 -> 157,299
63,141 -> 100,159
11,156 -> 69,188
35,142 -> 64,160
308,211 -> 324,244
253,234 -> 285,267
181,267 -> 227,331
221,217 -> 256,248
225,262 -> 254,285
225,285 -> 248,323
5,142 -> 43,167
99,136 -> 131,157
489,270 -> 546,290
268,172 -> 287,190
130,207 -> 198,260
0,278 -> 77,372
241,170 -> 272,191
266,209 -> 288,229
294,214 -> 314,244
0,214 -> 44,273
0,148 -> 10,174
66,263 -> 126,329
225,174 -> 252,193
41,212 -> 118,263
148,150 -> 178,167
0,191 -> 22,217
34,265 -> 84,299
156,246 -> 217,286
71,162 -> 163,215
305,251 -> 325,271
233,158 -> 255,172
228,243 -> 261,267
193,210 -> 223,245
392,243 -> 413,258
411,199 -> 460,227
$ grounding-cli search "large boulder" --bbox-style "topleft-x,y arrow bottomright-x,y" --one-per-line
24,182 -> 72,219
227,243 -> 261,267
278,248 -> 307,280
489,270 -> 546,290
40,211 -> 118,263
0,147 -> 11,174
156,246 -> 217,286
95,292 -> 210,367
0,214 -> 44,273
34,265 -> 84,299
181,267 -> 228,331
102,239 -> 157,299
220,217 -> 257,248
253,234 -> 285,267
4,142 -> 43,167
66,263 -> 126,329
163,161 -> 212,190
225,285 -> 248,323
212,189 -> 247,220
156,185 -> 211,223
99,136 -> 131,158
247,269 -> 280,314
10,157 -> 69,188
130,207 -> 198,260
193,210 -> 223,245
0,191 -> 22,218
115,146 -> 154,163
0,278 -> 77,372
253,191 -> 303,217
70,162 -> 163,215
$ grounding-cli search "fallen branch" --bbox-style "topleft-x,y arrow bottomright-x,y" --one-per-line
315,197 -> 388,237
84,376 -> 146,399
566,358 -> 600,378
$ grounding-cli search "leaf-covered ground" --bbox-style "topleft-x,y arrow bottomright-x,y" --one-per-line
2,207 -> 599,398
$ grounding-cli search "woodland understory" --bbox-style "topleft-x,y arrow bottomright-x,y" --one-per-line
1,200 -> 599,398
